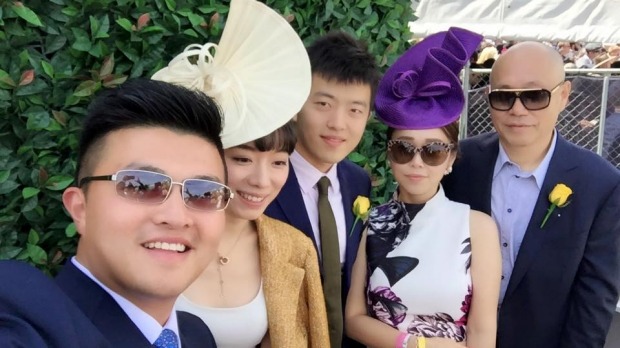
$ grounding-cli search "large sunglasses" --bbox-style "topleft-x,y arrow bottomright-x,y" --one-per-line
488,81 -> 565,111
387,140 -> 455,166
79,169 -> 234,211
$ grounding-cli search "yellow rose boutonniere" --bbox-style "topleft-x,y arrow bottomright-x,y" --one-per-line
540,183 -> 573,228
350,195 -> 370,236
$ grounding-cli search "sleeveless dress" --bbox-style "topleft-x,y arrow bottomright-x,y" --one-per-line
366,186 -> 472,342
175,283 -> 268,347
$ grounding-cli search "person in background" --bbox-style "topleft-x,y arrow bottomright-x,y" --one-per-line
59,78 -> 226,347
576,43 -> 605,68
346,27 -> 501,348
153,0 -> 329,346
265,30 -> 380,348
443,41 -> 620,348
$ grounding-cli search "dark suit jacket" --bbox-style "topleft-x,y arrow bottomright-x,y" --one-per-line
443,132 -> 620,348
0,260 -> 111,348
265,158 -> 370,347
55,261 -> 216,348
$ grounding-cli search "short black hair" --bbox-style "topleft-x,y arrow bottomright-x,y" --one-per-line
251,121 -> 296,154
307,31 -> 380,100
76,78 -> 226,183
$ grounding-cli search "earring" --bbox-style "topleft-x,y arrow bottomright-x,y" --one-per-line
444,166 -> 453,175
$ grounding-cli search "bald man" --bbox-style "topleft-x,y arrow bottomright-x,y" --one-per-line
443,42 -> 620,348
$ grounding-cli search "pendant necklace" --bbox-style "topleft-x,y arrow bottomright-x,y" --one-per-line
216,228 -> 244,302
218,228 -> 243,265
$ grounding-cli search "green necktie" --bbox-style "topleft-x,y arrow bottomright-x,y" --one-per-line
317,176 -> 343,347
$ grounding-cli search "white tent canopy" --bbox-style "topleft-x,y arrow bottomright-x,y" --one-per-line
409,0 -> 620,43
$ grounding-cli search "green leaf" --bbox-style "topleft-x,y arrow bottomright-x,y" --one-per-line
0,170 -> 10,183
0,180 -> 19,195
21,196 -> 39,213
187,13 -> 203,26
71,28 -> 92,52
90,15 -> 110,39
45,35 -> 67,54
12,3 -> 44,27
348,152 -> 366,163
61,6 -> 79,17
116,18 -> 133,32
41,61 -> 54,78
73,80 -> 100,97
22,187 -> 40,199
0,69 -> 16,89
15,80 -> 48,96
65,223 -> 77,238
28,229 -> 40,245
24,108 -> 51,130
45,175 -> 74,191
0,247 -> 23,260
165,0 -> 176,11
0,90 -> 10,101
26,244 -> 47,265
182,29 -> 198,38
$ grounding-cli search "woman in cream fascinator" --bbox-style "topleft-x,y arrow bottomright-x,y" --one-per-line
152,0 -> 329,346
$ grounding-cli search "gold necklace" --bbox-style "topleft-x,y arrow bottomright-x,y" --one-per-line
218,228 -> 244,265
216,228 -> 244,302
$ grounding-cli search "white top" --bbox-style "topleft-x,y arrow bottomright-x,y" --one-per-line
175,283 -> 268,348
289,150 -> 347,262
72,257 -> 181,346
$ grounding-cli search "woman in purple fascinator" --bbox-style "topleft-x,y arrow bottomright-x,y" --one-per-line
345,28 -> 501,348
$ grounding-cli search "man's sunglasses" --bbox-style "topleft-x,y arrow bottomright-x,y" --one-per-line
487,81 -> 565,111
79,169 -> 234,211
387,140 -> 455,166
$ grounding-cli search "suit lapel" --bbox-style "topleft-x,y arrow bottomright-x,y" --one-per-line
504,136 -> 579,299
337,162 -> 363,291
473,133 -> 499,215
337,163 -> 355,236
56,262 -> 150,347
275,165 -> 316,246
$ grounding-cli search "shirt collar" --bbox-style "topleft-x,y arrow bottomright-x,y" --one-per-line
289,150 -> 339,193
71,257 -> 180,345
493,130 -> 558,188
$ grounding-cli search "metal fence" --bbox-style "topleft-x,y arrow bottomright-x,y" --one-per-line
460,68 -> 620,168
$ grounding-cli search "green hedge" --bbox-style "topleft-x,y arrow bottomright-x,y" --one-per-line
0,0 -> 412,273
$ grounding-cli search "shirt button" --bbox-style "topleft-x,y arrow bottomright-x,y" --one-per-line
507,208 -> 512,213
501,275 -> 505,280
502,242 -> 508,247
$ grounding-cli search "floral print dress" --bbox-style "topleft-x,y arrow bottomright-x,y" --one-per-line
366,186 -> 472,342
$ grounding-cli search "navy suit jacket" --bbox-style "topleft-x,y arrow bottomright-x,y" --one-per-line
265,158 -> 370,347
0,260 -> 111,348
443,132 -> 620,348
55,261 -> 216,348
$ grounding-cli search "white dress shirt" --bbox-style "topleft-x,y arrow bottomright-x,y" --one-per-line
290,150 -> 347,263
72,257 -> 181,346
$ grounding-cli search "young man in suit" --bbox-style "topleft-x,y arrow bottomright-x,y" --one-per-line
58,79 -> 230,347
265,32 -> 380,347
443,42 -> 620,348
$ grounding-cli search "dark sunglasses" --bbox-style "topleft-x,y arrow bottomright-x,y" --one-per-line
487,81 -> 565,111
387,140 -> 455,166
79,169 -> 234,211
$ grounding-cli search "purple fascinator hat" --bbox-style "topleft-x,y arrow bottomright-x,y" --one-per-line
375,27 -> 483,129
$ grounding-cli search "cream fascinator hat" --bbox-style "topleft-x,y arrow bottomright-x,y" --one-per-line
152,0 -> 311,148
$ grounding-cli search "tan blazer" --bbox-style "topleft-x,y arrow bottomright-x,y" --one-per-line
257,215 -> 330,347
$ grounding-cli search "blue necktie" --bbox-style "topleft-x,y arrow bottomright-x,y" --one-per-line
153,329 -> 179,348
